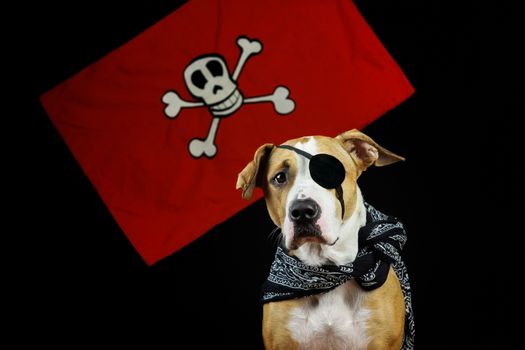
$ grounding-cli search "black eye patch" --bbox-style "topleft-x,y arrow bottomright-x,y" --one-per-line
277,145 -> 345,189
309,154 -> 345,189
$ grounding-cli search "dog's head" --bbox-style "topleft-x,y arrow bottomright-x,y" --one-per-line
236,129 -> 403,263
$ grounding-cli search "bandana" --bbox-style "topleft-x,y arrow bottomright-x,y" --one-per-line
261,203 -> 415,349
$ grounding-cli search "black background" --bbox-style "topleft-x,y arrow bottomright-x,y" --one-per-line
11,0 -> 519,348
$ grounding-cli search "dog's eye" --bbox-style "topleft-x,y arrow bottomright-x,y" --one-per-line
272,172 -> 288,185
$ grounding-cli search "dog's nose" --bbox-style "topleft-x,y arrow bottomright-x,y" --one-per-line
289,199 -> 320,223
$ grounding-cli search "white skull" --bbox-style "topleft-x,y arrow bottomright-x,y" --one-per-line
183,55 -> 243,116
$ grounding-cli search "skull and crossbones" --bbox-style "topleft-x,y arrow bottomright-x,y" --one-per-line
162,36 -> 295,158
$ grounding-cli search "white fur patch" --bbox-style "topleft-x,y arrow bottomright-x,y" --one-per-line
288,280 -> 371,350
282,137 -> 372,348
283,138 -> 339,251
283,137 -> 367,266
294,190 -> 365,266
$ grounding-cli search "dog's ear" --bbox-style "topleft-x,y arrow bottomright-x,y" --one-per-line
336,129 -> 405,171
236,143 -> 274,200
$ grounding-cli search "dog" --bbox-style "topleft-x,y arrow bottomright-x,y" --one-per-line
236,129 -> 407,350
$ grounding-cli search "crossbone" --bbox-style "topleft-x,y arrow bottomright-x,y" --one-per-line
162,36 -> 295,158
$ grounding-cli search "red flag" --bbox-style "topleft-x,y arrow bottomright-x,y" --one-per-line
40,0 -> 413,265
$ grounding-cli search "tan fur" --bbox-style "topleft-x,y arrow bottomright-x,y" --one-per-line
237,129 -> 406,350
236,143 -> 274,199
262,147 -> 297,227
263,300 -> 301,350
336,129 -> 405,168
365,267 -> 406,350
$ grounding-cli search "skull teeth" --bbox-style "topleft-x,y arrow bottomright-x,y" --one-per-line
210,89 -> 242,113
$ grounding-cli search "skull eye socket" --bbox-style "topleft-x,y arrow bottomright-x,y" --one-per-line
191,70 -> 207,89
206,60 -> 224,77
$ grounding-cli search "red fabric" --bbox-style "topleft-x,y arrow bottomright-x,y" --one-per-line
40,0 -> 413,265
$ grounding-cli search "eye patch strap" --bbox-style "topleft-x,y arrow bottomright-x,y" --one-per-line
277,145 -> 346,221
277,144 -> 313,159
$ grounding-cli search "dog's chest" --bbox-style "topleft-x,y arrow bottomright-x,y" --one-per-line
288,280 -> 370,350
